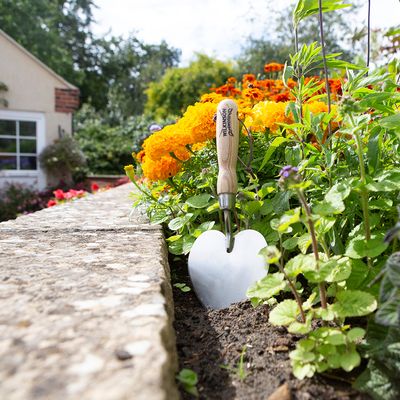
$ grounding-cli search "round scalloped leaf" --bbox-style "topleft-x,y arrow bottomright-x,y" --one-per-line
269,299 -> 299,326
332,290 -> 377,318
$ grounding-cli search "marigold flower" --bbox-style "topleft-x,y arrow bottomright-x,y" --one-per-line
242,74 -> 256,83
244,101 -> 293,133
242,88 -> 264,102
200,93 -> 226,104
264,63 -> 284,73
227,77 -> 237,84
141,155 -> 182,181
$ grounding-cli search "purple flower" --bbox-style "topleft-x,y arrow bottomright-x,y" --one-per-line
278,165 -> 301,189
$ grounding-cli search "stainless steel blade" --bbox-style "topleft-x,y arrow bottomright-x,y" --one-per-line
188,229 -> 268,309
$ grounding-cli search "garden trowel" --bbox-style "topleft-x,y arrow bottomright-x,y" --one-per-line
188,99 -> 268,309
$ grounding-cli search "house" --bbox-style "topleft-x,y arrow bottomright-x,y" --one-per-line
0,29 -> 79,190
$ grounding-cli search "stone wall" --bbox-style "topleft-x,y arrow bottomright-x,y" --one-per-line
0,184 -> 179,400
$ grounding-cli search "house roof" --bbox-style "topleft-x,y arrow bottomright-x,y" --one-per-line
0,29 -> 78,90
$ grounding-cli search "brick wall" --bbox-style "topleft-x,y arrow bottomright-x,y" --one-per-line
55,88 -> 80,113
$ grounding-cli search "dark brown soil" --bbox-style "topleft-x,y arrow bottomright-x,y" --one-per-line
171,256 -> 370,400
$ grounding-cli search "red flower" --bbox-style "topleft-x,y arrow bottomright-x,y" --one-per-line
47,199 -> 57,207
53,189 -> 65,200
91,182 -> 99,192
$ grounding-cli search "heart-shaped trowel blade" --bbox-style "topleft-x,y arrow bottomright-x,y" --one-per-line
188,229 -> 268,309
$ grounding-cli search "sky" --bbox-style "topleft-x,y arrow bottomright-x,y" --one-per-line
92,0 -> 400,65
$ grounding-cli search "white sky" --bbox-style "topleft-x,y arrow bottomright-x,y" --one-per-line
92,0 -> 400,65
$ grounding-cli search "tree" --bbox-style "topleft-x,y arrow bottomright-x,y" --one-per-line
236,2 -> 358,76
0,0 -> 180,117
145,54 -> 234,118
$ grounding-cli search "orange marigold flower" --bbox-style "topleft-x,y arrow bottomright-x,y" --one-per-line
242,87 -> 264,102
136,150 -> 146,163
141,155 -> 182,181
143,124 -> 190,160
242,74 -> 256,83
191,142 -> 207,151
264,63 -> 284,73
227,77 -> 237,84
270,92 -> 291,102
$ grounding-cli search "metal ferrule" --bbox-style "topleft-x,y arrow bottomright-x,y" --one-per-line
218,193 -> 235,211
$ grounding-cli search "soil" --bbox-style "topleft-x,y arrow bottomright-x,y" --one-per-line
171,256 -> 370,400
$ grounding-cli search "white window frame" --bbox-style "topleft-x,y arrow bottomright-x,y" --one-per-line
0,110 -> 46,186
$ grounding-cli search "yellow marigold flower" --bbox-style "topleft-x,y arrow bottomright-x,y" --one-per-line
245,101 -> 293,133
191,142 -> 207,151
141,155 -> 182,181
200,92 -> 226,104
179,102 -> 217,143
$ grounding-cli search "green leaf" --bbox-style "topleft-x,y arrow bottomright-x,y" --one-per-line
304,257 -> 351,283
258,137 -> 288,171
293,0 -> 351,27
347,327 -> 366,342
272,207 -> 301,234
176,368 -> 198,397
168,213 -> 194,231
243,200 -> 263,216
339,348 -> 361,372
366,180 -> 400,192
314,181 -> 351,216
380,113 -> 400,131
282,237 -> 299,250
285,253 -> 318,278
345,235 -> 388,259
332,290 -> 377,318
182,235 -> 196,254
247,272 -> 286,300
259,245 -> 281,264
315,217 -> 336,235
325,330 -> 346,345
288,313 -> 313,334
186,193 -> 212,208
269,299 -> 299,326
193,221 -> 215,237
346,259 -> 369,290
298,233 -> 312,254
174,283 -> 191,292
375,291 -> 400,327
291,360 -> 316,379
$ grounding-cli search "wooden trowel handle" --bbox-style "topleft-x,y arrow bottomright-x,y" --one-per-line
216,99 -> 239,195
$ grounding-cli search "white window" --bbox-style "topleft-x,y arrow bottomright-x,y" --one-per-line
0,111 -> 45,172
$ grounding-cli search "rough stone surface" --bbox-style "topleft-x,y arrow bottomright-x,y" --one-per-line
0,184 -> 179,400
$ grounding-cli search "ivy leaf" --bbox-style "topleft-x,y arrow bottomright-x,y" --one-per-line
186,194 -> 212,208
246,272 -> 286,300
345,234 -> 388,259
269,299 -> 299,326
332,290 -> 377,318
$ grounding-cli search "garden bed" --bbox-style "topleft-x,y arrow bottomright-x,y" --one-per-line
172,256 -> 369,400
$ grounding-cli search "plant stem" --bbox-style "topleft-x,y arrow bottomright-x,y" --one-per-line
352,122 -> 372,268
296,188 -> 328,309
318,0 -> 332,144
279,236 -> 306,322
367,0 -> 371,70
